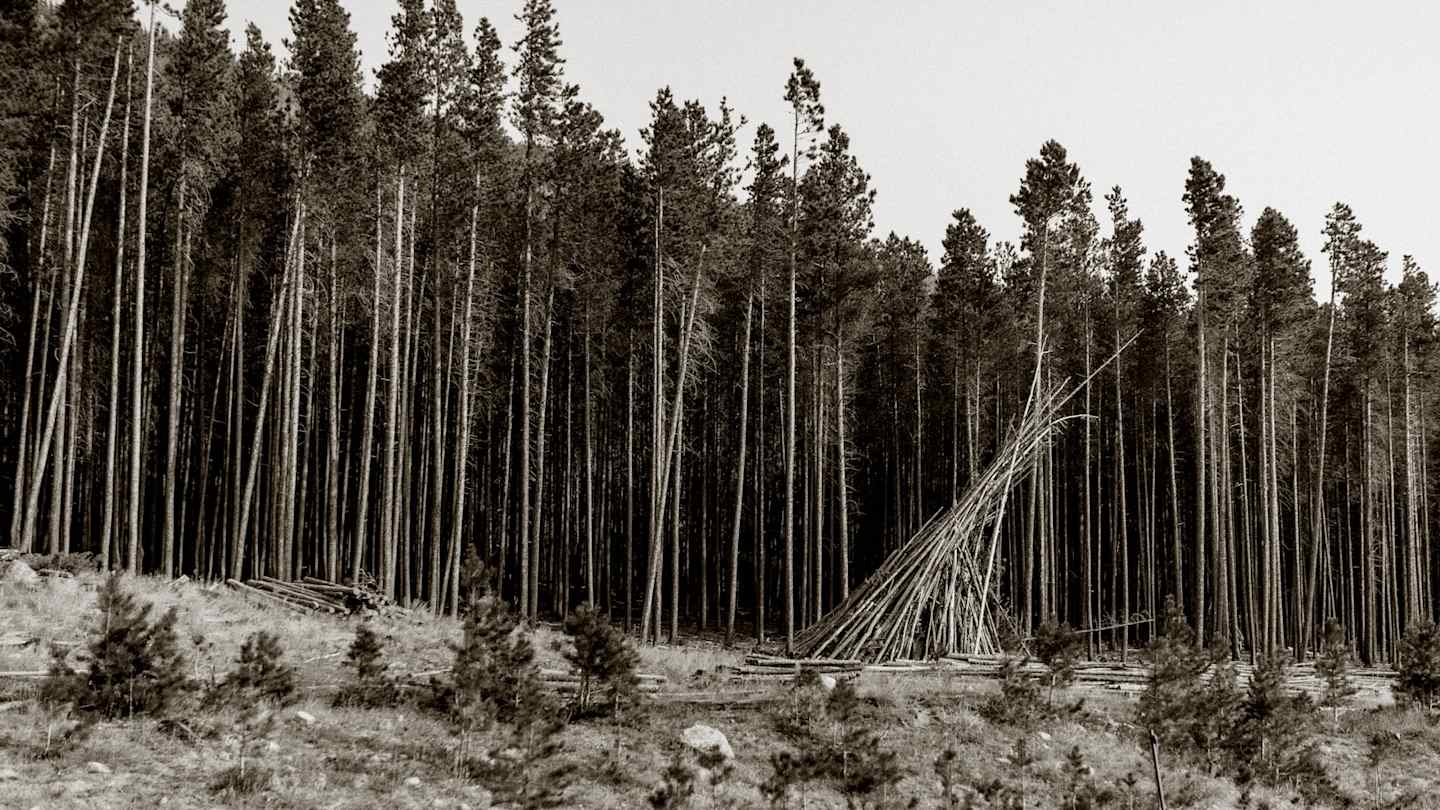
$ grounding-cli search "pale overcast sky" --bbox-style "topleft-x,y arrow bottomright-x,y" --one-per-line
206,0 -> 1437,298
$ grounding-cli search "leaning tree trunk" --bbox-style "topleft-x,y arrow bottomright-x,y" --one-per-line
18,41 -> 121,554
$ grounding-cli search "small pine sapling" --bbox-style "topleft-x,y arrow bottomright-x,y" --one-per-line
1395,619 -> 1440,710
1115,771 -> 1141,810
978,657 -> 1045,728
560,604 -> 641,718
1138,596 -> 1233,757
42,573 -> 191,719
1034,620 -> 1083,705
214,631 -> 298,708
825,681 -> 903,809
334,621 -> 399,708
1315,618 -> 1357,726
207,631 -> 297,796
1006,736 -> 1038,810
648,751 -> 698,809
487,674 -> 574,809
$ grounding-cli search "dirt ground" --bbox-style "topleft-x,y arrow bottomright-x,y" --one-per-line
2,573 -> 1438,809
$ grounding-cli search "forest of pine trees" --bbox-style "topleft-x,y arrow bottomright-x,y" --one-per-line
2,0 -> 1436,666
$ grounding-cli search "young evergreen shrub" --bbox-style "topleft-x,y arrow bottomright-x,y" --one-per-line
771,668 -> 829,741
1395,619 -> 1440,710
42,573 -> 190,719
824,681 -> 904,807
1062,746 -> 1115,810
978,657 -> 1045,728
1137,596 -> 1233,758
764,680 -> 904,808
211,631 -> 297,708
1227,653 -> 1316,785
441,587 -> 537,726
485,675 -> 573,809
1315,618 -> 1357,724
648,752 -> 698,809
333,621 -> 399,708
1033,620 -> 1083,704
560,604 -> 640,718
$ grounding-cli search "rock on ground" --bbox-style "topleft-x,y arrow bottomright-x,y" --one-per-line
1,560 -> 39,587
681,724 -> 733,761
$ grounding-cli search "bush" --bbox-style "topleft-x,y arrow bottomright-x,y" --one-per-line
1395,620 -> 1440,710
1227,653 -> 1317,786
42,573 -> 190,719
560,604 -> 641,718
1137,597 -> 1236,763
210,631 -> 297,709
978,657 -> 1046,728
1033,620 -> 1083,703
333,622 -> 400,708
1062,745 -> 1115,810
18,551 -> 98,575
434,568 -> 572,805
763,680 -> 904,809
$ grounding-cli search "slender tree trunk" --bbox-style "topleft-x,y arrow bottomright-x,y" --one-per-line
233,208 -> 302,578
100,60 -> 133,569
353,184 -> 384,584
162,176 -> 191,578
19,41 -> 121,554
127,11 -> 157,572
381,170 -> 405,598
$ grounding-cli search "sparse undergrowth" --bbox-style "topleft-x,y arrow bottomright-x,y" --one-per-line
4,572 -> 1440,809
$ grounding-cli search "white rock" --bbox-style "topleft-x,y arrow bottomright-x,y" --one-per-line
818,674 -> 838,691
1037,731 -> 1052,742
0,767 -> 19,781
266,740 -> 281,754
681,724 -> 734,761
293,710 -> 316,725
1,560 -> 39,587
85,762 -> 110,775
404,776 -> 422,787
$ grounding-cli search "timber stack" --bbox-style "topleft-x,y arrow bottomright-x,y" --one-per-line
225,575 -> 390,616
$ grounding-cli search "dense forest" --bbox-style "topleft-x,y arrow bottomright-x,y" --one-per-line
1,0 -> 1434,666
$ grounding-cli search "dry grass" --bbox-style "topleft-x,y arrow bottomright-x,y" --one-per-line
4,572 -> 1440,809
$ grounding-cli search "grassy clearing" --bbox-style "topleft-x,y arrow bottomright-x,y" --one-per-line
2,573 -> 1439,808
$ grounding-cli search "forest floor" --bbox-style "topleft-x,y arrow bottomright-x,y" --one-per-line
1,572 -> 1438,809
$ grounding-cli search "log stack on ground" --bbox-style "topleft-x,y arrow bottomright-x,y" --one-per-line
225,576 -> 390,616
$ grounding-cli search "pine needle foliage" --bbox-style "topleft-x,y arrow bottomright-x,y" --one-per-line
560,604 -> 640,717
1395,619 -> 1440,710
334,621 -> 400,708
42,573 -> 191,719
1137,597 -> 1235,760
1033,620 -> 1083,702
211,631 -> 297,708
763,680 -> 904,809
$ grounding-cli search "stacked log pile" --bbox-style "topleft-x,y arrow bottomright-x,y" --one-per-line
225,576 -> 390,616
724,653 -> 865,679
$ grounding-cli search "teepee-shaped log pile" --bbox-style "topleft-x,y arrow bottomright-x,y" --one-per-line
796,371 -> 1084,662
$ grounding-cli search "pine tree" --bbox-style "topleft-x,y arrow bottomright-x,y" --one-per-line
561,604 -> 640,716
44,573 -> 190,718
